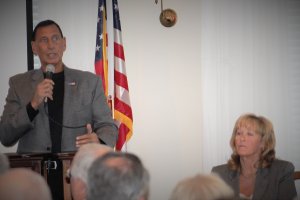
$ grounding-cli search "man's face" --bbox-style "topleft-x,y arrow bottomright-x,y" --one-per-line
31,24 -> 66,70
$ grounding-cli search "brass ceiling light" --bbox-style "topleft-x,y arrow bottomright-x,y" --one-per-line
155,0 -> 177,27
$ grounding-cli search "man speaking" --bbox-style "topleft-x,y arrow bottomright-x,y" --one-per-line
0,19 -> 118,153
0,19 -> 118,199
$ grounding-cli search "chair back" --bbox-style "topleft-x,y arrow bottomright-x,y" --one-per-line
294,171 -> 300,180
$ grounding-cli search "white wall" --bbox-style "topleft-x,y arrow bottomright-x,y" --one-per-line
201,0 -> 300,196
0,0 -> 299,199
0,0 -> 27,152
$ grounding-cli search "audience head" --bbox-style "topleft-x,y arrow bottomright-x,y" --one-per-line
69,143 -> 113,200
0,153 -> 9,175
0,168 -> 52,200
87,151 -> 150,200
228,113 -> 276,170
169,173 -> 234,200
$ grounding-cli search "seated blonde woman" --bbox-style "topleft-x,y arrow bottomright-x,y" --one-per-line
169,173 -> 234,200
212,113 -> 297,200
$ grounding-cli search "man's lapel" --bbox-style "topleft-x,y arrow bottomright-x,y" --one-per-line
63,67 -> 78,126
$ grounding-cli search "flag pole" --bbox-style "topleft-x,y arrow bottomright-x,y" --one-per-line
107,95 -> 114,118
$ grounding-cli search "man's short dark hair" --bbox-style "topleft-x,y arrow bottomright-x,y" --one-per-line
32,19 -> 64,41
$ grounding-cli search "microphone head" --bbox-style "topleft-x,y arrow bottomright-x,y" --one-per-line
45,64 -> 55,79
46,64 -> 55,73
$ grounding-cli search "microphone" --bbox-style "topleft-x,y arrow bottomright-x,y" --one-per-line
44,64 -> 55,102
45,64 -> 55,79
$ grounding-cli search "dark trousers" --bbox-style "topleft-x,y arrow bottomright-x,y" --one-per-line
46,159 -> 64,200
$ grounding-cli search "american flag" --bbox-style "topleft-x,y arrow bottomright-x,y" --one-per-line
95,0 -> 108,96
95,0 -> 133,151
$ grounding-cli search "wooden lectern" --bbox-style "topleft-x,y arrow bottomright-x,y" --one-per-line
6,152 -> 75,200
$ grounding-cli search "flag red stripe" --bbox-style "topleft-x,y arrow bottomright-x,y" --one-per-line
111,0 -> 133,150
95,60 -> 106,92
114,70 -> 128,90
114,97 -> 133,120
116,123 -> 129,150
114,42 -> 125,60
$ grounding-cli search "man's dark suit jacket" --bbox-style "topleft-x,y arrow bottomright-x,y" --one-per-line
0,66 -> 118,153
212,159 -> 297,200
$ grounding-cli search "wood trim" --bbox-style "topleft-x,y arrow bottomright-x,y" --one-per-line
7,153 -> 75,200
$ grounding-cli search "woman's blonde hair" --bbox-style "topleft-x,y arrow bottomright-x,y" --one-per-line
228,113 -> 276,170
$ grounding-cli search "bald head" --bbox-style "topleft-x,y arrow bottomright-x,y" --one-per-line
0,168 -> 52,200
70,143 -> 113,183
70,143 -> 113,200
87,152 -> 150,200
170,173 -> 234,200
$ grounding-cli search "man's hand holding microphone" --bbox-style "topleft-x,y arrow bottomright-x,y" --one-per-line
31,64 -> 55,110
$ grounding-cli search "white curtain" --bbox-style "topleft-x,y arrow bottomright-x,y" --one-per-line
200,0 -> 300,194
